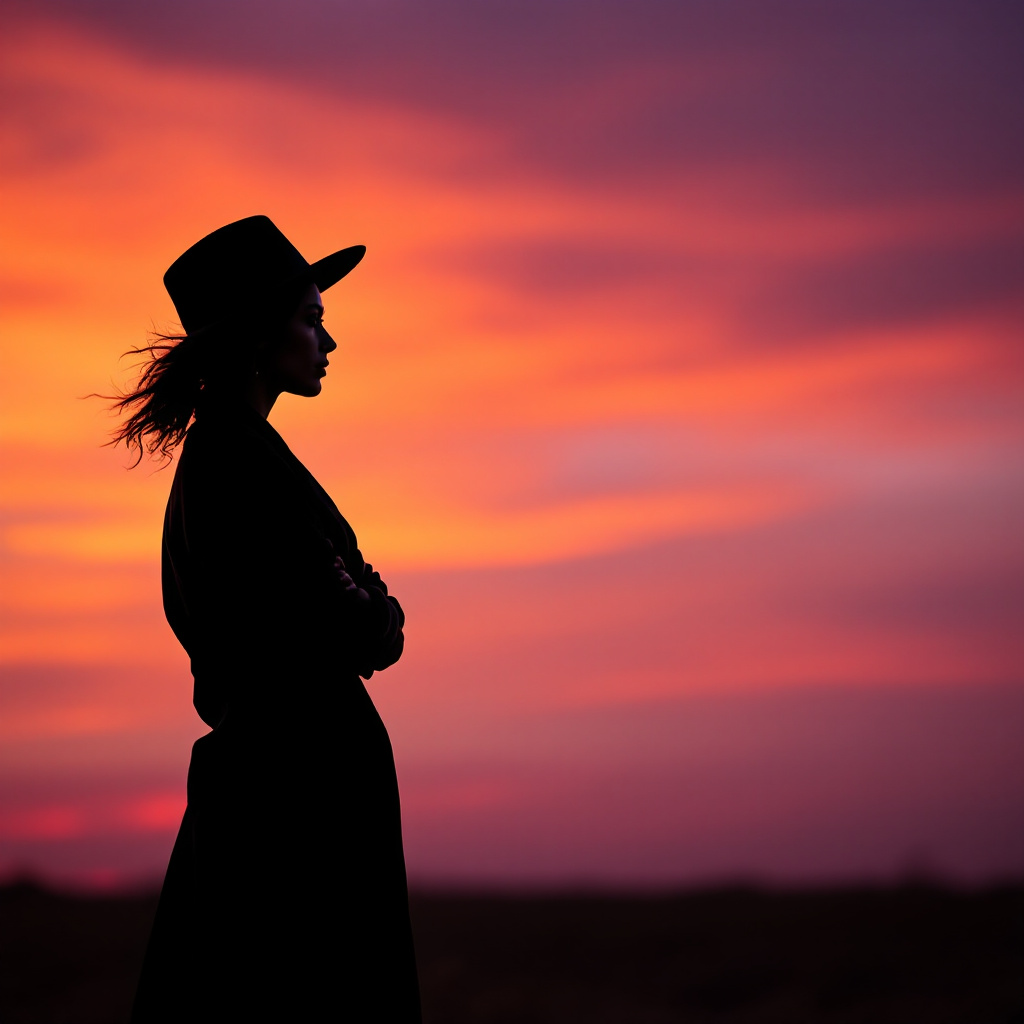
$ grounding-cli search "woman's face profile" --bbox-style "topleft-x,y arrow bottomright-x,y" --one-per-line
264,282 -> 336,398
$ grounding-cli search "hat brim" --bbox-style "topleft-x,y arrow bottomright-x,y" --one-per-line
309,244 -> 366,292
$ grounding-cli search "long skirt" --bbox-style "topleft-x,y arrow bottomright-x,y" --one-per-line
131,680 -> 421,1022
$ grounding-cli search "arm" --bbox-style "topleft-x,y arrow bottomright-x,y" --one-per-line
328,546 -> 405,677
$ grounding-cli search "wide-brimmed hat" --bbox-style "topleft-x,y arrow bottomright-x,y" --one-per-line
163,215 -> 365,335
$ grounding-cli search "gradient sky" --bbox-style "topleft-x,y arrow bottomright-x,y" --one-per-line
1,0 -> 1022,888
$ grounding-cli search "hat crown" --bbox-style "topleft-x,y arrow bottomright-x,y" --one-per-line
163,216 -> 313,335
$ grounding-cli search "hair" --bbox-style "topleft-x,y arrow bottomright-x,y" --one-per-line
103,278 -> 310,466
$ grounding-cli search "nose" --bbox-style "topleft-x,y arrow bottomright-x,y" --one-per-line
318,325 -> 337,353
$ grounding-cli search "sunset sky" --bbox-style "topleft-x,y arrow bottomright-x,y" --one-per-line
1,0 -> 1022,888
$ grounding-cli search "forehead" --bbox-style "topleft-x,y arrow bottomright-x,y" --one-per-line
298,282 -> 323,308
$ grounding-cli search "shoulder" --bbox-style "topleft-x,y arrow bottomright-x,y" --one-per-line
175,411 -> 295,506
182,401 -> 289,467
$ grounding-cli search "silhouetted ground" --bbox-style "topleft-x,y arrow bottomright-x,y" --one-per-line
0,880 -> 1021,1023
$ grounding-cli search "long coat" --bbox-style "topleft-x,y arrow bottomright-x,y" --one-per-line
131,398 -> 421,1022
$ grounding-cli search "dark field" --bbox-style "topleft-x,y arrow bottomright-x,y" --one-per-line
0,881 -> 1021,1023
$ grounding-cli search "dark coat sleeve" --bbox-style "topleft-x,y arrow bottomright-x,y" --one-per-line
352,560 -> 405,675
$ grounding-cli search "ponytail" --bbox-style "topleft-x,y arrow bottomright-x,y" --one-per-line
104,332 -> 212,465
104,277 -> 308,465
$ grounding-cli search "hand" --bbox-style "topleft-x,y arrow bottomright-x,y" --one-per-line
327,541 -> 370,604
332,554 -> 356,589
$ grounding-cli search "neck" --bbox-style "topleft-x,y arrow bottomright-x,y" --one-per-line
240,375 -> 281,420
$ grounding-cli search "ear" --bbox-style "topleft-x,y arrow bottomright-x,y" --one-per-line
251,335 -> 274,359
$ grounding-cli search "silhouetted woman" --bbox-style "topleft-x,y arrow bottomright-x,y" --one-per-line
112,217 -> 420,1021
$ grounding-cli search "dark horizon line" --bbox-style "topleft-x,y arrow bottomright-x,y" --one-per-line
3,871 -> 1022,902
